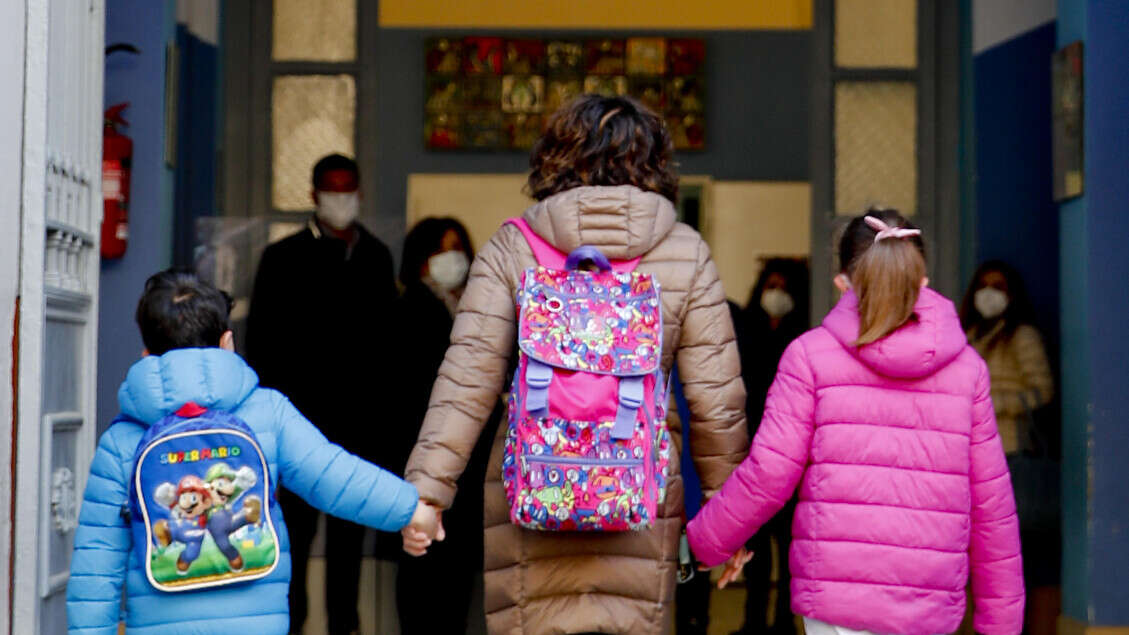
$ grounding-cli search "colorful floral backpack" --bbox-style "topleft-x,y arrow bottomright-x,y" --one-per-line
125,402 -> 280,592
503,218 -> 672,532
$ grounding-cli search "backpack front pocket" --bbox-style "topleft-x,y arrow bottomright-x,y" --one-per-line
506,412 -> 657,532
514,454 -> 652,531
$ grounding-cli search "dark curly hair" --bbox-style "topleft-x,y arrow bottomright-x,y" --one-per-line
526,94 -> 679,203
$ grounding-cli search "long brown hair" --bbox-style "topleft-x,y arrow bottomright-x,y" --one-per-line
839,209 -> 926,346
526,94 -> 679,203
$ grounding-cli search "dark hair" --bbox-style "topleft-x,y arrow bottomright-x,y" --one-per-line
311,153 -> 359,190
838,208 -> 926,346
745,258 -> 810,325
399,217 -> 474,287
959,259 -> 1036,340
136,269 -> 233,355
526,94 -> 679,203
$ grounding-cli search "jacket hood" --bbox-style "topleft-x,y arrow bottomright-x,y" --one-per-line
822,287 -> 967,379
522,185 -> 677,260
118,348 -> 260,425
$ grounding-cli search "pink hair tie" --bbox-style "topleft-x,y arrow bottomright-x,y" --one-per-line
864,215 -> 922,243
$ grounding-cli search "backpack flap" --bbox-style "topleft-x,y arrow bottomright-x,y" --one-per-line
516,266 -> 662,376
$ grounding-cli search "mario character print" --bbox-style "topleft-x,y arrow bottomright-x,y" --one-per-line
152,475 -> 212,574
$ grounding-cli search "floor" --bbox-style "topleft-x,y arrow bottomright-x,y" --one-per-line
296,510 -> 781,635
300,556 -> 764,635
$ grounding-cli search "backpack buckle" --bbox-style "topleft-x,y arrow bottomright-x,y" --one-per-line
612,377 -> 645,439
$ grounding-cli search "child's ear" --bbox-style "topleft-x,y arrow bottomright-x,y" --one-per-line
219,331 -> 235,352
833,274 -> 851,293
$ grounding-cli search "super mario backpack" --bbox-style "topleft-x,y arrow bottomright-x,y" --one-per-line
502,218 -> 672,532
125,402 -> 280,592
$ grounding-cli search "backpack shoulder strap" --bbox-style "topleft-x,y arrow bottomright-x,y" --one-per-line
506,217 -> 566,268
505,217 -> 642,272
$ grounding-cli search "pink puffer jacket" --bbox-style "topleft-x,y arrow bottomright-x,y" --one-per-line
688,288 -> 1025,635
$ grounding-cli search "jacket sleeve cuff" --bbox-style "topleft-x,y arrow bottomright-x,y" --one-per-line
686,515 -> 731,568
406,472 -> 455,509
973,594 -> 1025,635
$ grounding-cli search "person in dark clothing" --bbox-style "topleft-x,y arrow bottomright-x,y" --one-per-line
732,258 -> 810,635
245,154 -> 398,635
392,217 -> 497,634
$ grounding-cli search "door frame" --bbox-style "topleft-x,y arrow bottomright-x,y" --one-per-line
12,0 -> 105,631
809,0 -> 963,320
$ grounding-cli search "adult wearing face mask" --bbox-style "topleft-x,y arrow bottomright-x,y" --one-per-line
731,258 -> 809,635
246,153 -> 397,635
960,260 -> 1057,635
390,217 -> 498,633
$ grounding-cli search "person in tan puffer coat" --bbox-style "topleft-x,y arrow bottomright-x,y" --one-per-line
960,260 -> 1058,635
401,95 -> 749,634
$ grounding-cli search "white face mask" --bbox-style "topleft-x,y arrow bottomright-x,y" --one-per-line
760,288 -> 795,319
428,250 -> 470,291
316,191 -> 360,230
974,287 -> 1009,320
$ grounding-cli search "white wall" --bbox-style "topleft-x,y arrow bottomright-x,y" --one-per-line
973,0 -> 1056,53
0,0 -> 27,630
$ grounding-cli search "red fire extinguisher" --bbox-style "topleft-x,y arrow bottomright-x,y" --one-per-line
102,102 -> 132,259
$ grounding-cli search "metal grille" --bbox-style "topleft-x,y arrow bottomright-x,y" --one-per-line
272,0 -> 356,61
834,81 -> 917,216
835,0 -> 917,68
271,74 -> 356,211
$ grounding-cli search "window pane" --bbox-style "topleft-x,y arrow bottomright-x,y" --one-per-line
272,0 -> 356,62
835,0 -> 917,68
271,74 -> 355,211
835,81 -> 917,216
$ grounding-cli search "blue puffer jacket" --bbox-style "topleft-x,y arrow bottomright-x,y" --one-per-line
66,348 -> 419,634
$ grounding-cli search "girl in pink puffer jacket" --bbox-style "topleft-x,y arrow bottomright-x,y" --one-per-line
687,210 -> 1025,635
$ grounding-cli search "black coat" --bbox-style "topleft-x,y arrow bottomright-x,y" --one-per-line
387,282 -> 456,477
730,302 -> 808,437
245,221 -> 396,462
390,281 -> 499,556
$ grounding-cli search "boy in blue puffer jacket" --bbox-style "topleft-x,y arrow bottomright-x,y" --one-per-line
66,269 -> 440,634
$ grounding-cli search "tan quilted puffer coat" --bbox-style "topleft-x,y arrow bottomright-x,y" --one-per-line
404,185 -> 749,634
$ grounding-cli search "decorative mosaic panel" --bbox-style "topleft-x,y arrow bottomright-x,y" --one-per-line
425,36 -> 705,151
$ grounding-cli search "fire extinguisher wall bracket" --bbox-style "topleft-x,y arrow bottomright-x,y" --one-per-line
102,102 -> 132,259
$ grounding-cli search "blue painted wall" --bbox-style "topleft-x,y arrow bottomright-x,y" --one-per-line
97,0 -> 176,431
1056,1 -> 1089,618
1078,0 -> 1129,623
972,22 -> 1059,352
1056,0 -> 1129,624
172,24 -> 220,267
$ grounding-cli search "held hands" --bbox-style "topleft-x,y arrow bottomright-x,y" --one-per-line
698,547 -> 753,589
401,501 -> 445,557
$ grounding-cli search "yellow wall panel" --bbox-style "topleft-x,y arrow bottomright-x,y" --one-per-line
381,0 -> 812,30
706,181 -> 811,303
406,174 -> 532,250
405,174 -> 812,306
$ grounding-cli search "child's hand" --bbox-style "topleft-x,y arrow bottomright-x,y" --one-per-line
402,502 -> 445,557
717,547 -> 753,589
401,525 -> 431,557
